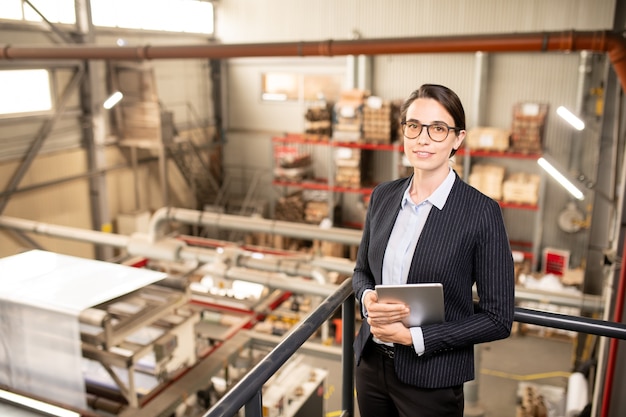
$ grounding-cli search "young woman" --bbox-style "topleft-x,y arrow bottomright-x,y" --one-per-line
352,84 -> 515,417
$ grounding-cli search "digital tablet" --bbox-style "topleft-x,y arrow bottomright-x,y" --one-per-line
375,283 -> 445,327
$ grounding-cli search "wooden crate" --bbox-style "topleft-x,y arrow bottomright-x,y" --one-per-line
502,172 -> 540,205
304,200 -> 330,224
312,239 -> 346,257
469,164 -> 505,200
466,127 -> 510,151
362,98 -> 398,144
121,101 -> 162,140
511,102 -> 548,154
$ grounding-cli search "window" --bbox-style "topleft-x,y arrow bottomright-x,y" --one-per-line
0,0 -> 214,35
262,72 -> 344,102
91,0 -> 214,35
262,73 -> 298,101
0,70 -> 52,116
0,0 -> 76,24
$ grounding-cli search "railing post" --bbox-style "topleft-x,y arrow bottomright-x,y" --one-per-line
342,296 -> 355,417
244,389 -> 263,417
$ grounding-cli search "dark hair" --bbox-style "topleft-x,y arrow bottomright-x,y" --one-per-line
400,84 -> 466,156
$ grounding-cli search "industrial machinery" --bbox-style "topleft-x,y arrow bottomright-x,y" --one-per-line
0,249 -> 332,417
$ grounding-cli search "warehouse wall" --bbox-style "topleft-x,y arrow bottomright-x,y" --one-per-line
0,145 -> 195,258
218,0 -> 617,271
0,26 -> 212,259
0,0 -> 619,267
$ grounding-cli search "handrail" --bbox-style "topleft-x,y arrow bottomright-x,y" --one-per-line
515,306 -> 626,340
202,278 -> 355,417
202,278 -> 626,417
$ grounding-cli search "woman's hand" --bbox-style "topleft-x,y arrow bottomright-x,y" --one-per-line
364,291 -> 413,345
369,320 -> 413,345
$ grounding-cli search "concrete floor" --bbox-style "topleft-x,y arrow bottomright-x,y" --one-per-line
475,333 -> 576,417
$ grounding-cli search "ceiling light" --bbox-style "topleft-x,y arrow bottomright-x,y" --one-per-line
103,91 -> 123,109
557,106 -> 585,130
537,155 -> 585,200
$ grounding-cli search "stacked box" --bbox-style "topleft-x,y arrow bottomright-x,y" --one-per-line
466,127 -> 510,151
304,201 -> 331,224
312,239 -> 346,257
334,147 -> 361,188
302,189 -> 332,224
273,145 -> 312,181
274,191 -> 305,222
468,164 -> 505,200
335,166 -> 361,188
502,172 -> 541,205
121,101 -> 162,140
332,89 -> 368,142
511,102 -> 549,154
516,383 -> 566,417
362,97 -> 399,144
304,102 -> 332,137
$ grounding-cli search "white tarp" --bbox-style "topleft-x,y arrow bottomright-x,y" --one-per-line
0,250 -> 167,410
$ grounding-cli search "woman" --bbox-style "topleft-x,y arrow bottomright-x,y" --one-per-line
352,84 -> 515,417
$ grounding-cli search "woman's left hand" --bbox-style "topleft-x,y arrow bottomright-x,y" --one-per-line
368,320 -> 413,346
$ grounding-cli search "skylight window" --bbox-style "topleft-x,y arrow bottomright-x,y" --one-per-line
0,69 -> 52,116
0,0 -> 214,35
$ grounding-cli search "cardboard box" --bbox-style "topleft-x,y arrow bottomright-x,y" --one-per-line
469,164 -> 505,200
466,127 -> 510,151
502,172 -> 540,205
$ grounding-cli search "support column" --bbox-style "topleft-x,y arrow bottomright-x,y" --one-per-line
75,0 -> 114,260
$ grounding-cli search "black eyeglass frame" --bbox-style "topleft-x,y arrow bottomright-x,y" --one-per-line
400,120 -> 462,142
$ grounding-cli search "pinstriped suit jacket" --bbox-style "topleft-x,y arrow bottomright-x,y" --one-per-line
353,172 -> 515,388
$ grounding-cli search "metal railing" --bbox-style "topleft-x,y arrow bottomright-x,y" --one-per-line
202,277 -> 626,417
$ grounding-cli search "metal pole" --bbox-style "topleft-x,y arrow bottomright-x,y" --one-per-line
244,391 -> 263,417
342,296 -> 355,417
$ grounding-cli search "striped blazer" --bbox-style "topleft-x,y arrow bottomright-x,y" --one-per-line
353,172 -> 515,388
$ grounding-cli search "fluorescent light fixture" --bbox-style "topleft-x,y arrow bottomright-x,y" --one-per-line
537,155 -> 585,200
103,91 -> 123,109
0,389 -> 80,417
557,106 -> 585,131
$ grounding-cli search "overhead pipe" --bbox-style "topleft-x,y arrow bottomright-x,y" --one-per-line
1,30 -> 626,92
147,206 -> 362,245
0,215 -> 130,248
0,214 -> 335,283
2,211 -> 604,306
0,212 -> 606,313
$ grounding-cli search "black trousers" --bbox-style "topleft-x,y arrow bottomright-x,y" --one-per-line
355,341 -> 464,417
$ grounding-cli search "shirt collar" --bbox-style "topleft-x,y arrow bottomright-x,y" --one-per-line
402,168 -> 456,210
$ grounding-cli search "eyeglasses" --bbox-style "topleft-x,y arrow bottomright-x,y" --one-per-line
401,120 -> 460,142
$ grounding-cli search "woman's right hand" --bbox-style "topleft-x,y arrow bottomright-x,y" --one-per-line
364,291 -> 410,325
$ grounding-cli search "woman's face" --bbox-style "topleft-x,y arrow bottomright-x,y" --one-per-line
403,98 -> 465,175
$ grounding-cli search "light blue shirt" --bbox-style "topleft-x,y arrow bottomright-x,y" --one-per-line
367,168 -> 456,354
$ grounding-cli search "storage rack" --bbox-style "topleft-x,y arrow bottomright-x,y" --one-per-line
272,134 -> 545,269
458,147 -> 545,269
272,133 -> 403,226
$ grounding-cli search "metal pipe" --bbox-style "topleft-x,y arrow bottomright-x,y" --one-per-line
221,267 -> 338,298
0,215 -> 129,248
600,239 -> 626,416
514,307 -> 626,340
246,330 -> 343,360
342,295 -> 355,417
147,206 -> 362,245
0,213 -> 607,311
2,31 -> 626,92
